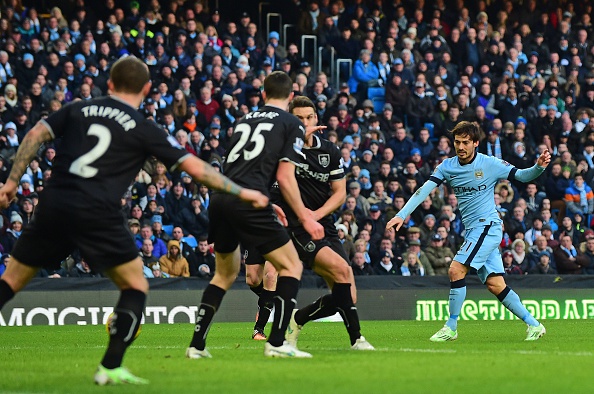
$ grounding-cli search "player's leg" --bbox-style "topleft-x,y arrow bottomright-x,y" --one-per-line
262,241 -> 312,358
0,256 -> 40,309
485,271 -> 545,341
188,246 -> 241,357
255,262 -> 277,338
95,257 -> 149,385
429,260 -> 468,342
292,246 -> 369,348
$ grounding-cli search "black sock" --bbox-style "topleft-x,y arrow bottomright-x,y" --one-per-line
249,281 -> 263,296
332,283 -> 361,346
268,276 -> 299,347
101,289 -> 146,369
294,294 -> 336,326
0,279 -> 15,310
255,289 -> 275,331
189,284 -> 226,350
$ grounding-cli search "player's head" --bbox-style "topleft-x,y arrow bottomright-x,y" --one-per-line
289,96 -> 317,128
263,71 -> 293,101
451,121 -> 482,162
109,56 -> 151,95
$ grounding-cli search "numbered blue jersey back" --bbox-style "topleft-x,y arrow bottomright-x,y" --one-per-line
41,96 -> 187,210
224,105 -> 306,195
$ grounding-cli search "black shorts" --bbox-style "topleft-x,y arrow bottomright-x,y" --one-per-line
243,246 -> 266,265
12,197 -> 139,273
288,219 -> 349,269
209,193 -> 290,255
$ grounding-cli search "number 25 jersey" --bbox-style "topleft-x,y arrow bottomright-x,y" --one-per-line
223,104 -> 306,196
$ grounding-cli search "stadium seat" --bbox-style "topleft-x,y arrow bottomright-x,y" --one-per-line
182,236 -> 198,248
162,224 -> 174,236
367,87 -> 385,100
371,97 -> 385,114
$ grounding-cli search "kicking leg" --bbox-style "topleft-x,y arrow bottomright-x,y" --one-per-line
187,247 -> 241,358
430,261 -> 467,342
486,275 -> 545,341
95,257 -> 149,385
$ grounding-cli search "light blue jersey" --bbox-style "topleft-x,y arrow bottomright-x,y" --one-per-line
428,154 -> 515,229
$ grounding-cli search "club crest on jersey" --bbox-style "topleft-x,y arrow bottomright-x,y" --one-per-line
318,154 -> 330,167
474,169 -> 484,179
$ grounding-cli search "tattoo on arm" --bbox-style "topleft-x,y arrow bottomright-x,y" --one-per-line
8,125 -> 52,185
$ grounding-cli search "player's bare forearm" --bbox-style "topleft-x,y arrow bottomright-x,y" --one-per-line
314,179 -> 346,220
180,156 -> 268,208
7,122 -> 53,189
181,156 -> 241,195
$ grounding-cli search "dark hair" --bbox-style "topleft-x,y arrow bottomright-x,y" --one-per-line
110,57 -> 150,94
263,71 -> 293,100
574,172 -> 584,180
451,121 -> 483,142
288,95 -> 315,113
198,236 -> 209,243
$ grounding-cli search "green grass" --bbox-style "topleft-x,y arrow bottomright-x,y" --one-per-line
1,320 -> 593,394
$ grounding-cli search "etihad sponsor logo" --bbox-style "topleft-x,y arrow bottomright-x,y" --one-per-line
452,184 -> 487,194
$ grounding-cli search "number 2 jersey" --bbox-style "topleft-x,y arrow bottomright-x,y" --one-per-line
40,96 -> 189,211
274,134 -> 345,228
223,104 -> 306,196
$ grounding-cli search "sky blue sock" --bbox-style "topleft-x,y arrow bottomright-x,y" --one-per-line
497,287 -> 539,327
446,279 -> 466,331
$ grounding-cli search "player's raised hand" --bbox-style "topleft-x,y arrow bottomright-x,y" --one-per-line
272,203 -> 288,227
302,217 -> 325,240
386,216 -> 404,231
537,148 -> 552,168
239,189 -> 269,209
305,125 -> 327,135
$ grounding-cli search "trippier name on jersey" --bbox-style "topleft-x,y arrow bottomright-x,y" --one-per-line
80,105 -> 137,131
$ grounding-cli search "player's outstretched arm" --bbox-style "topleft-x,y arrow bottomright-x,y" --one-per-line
386,179 -> 438,229
312,178 -> 347,221
179,156 -> 268,208
277,161 -> 324,240
513,149 -> 551,183
0,121 -> 53,208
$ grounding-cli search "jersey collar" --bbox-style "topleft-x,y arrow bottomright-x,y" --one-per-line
110,94 -> 140,110
304,134 -> 321,149
458,150 -> 478,166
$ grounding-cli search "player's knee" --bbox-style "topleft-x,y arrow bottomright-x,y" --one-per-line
333,262 -> 351,283
486,282 -> 503,295
448,266 -> 465,281
245,273 -> 259,287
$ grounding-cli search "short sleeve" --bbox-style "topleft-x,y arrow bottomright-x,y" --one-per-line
142,120 -> 190,171
42,102 -> 76,139
488,156 -> 516,181
279,117 -> 306,165
329,145 -> 345,181
429,163 -> 446,185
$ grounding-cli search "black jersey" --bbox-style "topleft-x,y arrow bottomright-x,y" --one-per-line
223,105 -> 306,196
42,96 -> 189,211
278,134 -> 344,227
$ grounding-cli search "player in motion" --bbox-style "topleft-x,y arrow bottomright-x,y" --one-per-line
186,72 -> 324,359
0,57 -> 268,385
387,121 -> 550,342
283,96 -> 374,350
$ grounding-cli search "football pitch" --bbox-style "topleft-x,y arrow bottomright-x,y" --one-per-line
1,320 -> 592,394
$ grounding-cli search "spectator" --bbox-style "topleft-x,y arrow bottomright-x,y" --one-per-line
503,250 -> 524,275
400,251 -> 426,276
564,173 -> 594,215
425,234 -> 454,275
528,251 -> 558,275
374,250 -> 400,275
406,81 -> 435,133
336,223 -> 355,261
581,237 -> 594,274
401,239 -> 434,276
158,240 -> 190,278
351,251 -> 374,276
139,238 -> 158,270
554,235 -> 588,274
135,224 -> 167,259
510,239 -> 529,272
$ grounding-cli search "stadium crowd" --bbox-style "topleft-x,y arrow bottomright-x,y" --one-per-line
1,0 -> 594,279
